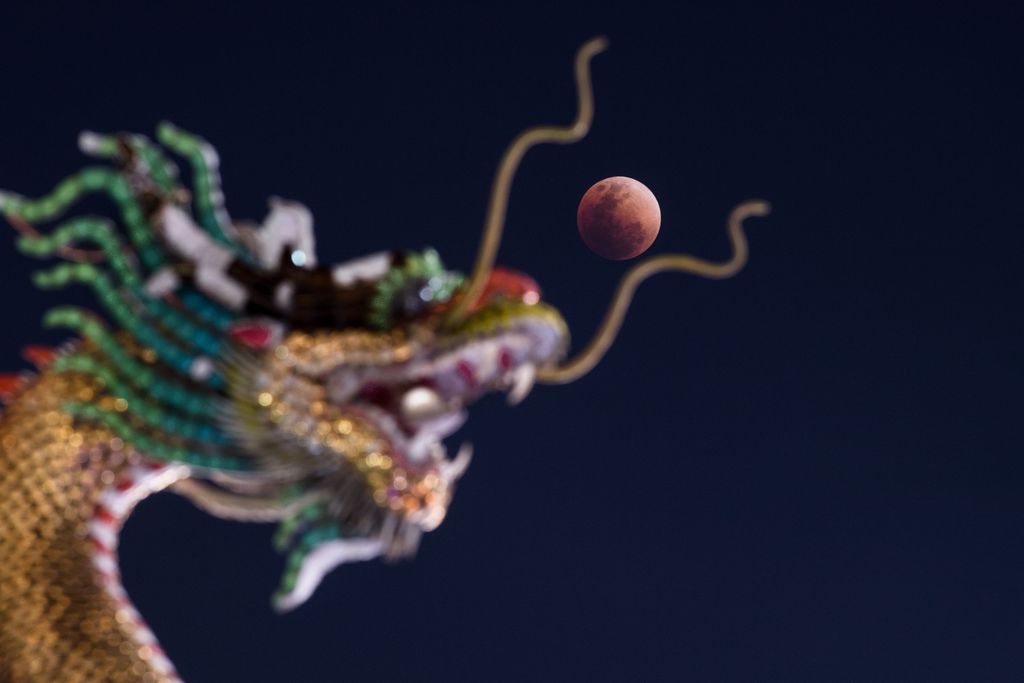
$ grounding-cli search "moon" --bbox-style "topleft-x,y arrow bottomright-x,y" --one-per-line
577,176 -> 661,260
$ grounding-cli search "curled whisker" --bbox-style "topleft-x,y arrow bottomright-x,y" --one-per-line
445,36 -> 608,325
537,200 -> 771,384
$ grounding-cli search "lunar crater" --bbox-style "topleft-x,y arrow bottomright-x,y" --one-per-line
577,176 -> 661,260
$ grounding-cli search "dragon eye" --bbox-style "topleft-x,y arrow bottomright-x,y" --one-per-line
368,249 -> 463,329
395,277 -> 434,318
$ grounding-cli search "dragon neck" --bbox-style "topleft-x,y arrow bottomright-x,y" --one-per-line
0,369 -> 186,682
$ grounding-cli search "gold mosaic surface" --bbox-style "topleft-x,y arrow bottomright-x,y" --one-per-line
0,369 -> 174,683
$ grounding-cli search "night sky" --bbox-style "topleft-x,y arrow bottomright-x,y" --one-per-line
1,2 -> 1022,681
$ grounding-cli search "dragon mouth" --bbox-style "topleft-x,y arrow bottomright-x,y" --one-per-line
330,306 -> 566,479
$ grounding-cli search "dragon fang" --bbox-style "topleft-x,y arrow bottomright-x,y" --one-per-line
0,38 -> 767,682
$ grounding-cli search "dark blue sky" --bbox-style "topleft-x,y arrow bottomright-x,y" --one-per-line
1,2 -> 1022,681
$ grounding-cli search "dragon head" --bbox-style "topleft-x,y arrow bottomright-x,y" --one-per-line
205,236 -> 572,609
1,37 -> 767,613
143,189 -> 573,609
228,251 -> 567,534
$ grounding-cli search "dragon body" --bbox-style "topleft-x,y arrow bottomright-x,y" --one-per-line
0,367 -> 185,681
0,39 -> 767,681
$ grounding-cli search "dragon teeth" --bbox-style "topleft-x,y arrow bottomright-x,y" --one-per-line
442,442 -> 473,481
506,363 -> 536,406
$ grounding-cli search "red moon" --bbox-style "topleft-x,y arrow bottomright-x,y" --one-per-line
577,176 -> 661,260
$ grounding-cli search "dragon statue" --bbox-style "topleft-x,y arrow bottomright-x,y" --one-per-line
0,38 -> 768,681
